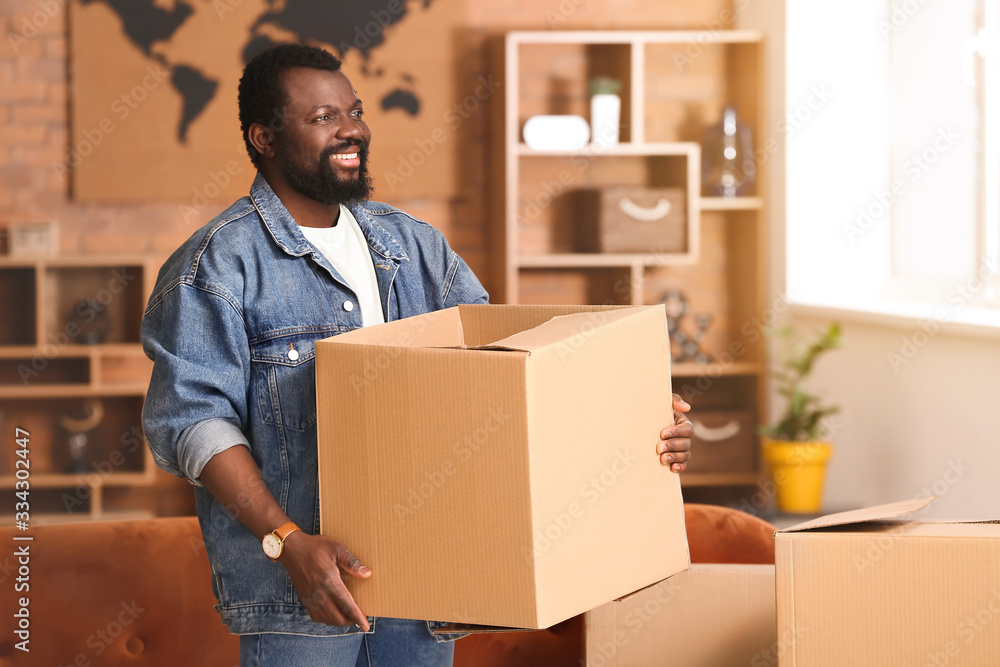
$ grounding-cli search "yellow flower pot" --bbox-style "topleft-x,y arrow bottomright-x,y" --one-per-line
761,438 -> 833,514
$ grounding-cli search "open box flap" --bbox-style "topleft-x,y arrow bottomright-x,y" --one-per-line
476,307 -> 654,353
777,496 -> 936,534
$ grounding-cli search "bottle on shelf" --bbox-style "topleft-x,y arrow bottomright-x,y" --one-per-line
701,106 -> 755,197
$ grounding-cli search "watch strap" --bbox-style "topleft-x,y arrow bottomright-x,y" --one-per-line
272,521 -> 301,541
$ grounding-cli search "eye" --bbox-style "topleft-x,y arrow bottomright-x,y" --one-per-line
351,109 -> 365,118
314,114 -> 331,122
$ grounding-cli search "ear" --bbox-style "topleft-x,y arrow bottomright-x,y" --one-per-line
248,122 -> 277,160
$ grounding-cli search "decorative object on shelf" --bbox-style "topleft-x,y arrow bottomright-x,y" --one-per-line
760,323 -> 842,514
8,221 -> 59,256
576,187 -> 687,253
68,298 -> 113,345
58,398 -> 105,474
686,409 -> 757,474
659,289 -> 711,363
589,76 -> 622,149
701,106 -> 755,197
522,115 -> 590,151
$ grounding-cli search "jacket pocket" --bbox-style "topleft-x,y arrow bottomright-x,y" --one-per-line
250,330 -> 324,432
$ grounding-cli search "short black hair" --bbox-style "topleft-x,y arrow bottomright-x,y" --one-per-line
238,44 -> 343,167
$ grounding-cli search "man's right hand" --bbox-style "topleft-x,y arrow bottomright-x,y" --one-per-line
279,531 -> 372,630
198,445 -> 373,631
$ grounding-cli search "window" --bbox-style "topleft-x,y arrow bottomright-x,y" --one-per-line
785,0 -> 1000,330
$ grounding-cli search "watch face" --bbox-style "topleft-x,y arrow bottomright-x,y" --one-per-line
262,534 -> 282,559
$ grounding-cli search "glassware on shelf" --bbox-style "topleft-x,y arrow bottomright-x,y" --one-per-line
701,106 -> 755,197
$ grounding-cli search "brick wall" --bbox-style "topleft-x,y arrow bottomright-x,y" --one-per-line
1,0 -> 731,270
0,0 -> 733,517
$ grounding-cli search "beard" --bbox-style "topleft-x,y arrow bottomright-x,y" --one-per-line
280,142 -> 374,206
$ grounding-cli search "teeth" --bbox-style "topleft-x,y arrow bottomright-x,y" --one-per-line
331,152 -> 359,160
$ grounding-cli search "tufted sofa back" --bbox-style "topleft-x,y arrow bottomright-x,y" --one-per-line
0,517 -> 240,666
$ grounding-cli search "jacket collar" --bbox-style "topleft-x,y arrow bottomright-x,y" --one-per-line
249,172 -> 409,261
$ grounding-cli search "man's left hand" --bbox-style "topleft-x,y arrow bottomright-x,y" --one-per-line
657,394 -> 693,472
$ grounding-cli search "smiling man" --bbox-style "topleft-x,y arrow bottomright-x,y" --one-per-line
140,44 -> 693,667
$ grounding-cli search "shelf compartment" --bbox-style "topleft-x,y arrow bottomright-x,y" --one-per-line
0,357 -> 90,386
516,41 -> 634,143
42,264 -> 146,345
1,486 -> 98,522
518,267 -> 636,306
671,374 -> 761,411
97,353 -> 152,386
0,396 -> 147,478
643,39 -> 761,140
0,268 -> 37,346
516,152 -> 699,258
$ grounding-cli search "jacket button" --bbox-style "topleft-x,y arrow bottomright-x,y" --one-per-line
344,300 -> 355,312
287,346 -> 299,361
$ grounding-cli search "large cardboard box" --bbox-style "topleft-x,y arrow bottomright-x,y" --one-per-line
775,497 -> 1000,666
585,564 -> 777,667
315,304 -> 689,629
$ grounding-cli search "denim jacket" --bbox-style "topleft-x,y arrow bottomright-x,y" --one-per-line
141,173 -> 488,636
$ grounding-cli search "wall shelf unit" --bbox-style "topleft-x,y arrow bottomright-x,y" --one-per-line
497,30 -> 767,492
0,255 -> 157,523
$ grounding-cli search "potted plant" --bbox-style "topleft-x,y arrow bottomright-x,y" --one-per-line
589,76 -> 622,148
760,322 -> 842,514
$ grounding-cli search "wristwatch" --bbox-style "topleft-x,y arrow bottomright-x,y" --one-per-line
262,521 -> 301,561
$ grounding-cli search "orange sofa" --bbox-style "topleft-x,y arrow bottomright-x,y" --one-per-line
0,505 -> 774,666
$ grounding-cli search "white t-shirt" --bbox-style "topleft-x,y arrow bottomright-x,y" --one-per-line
300,205 -> 385,327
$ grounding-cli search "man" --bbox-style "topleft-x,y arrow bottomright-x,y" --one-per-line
141,44 -> 693,667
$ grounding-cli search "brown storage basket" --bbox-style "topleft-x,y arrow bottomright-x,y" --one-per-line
576,186 -> 687,253
686,409 -> 757,474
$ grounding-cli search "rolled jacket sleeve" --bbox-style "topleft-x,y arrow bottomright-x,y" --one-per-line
141,281 -> 251,486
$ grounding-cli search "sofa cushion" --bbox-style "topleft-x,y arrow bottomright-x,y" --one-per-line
0,516 -> 239,666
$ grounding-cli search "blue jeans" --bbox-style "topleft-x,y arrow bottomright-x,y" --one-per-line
239,618 -> 455,667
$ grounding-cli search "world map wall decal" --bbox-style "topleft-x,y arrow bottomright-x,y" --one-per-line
68,0 -> 461,205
